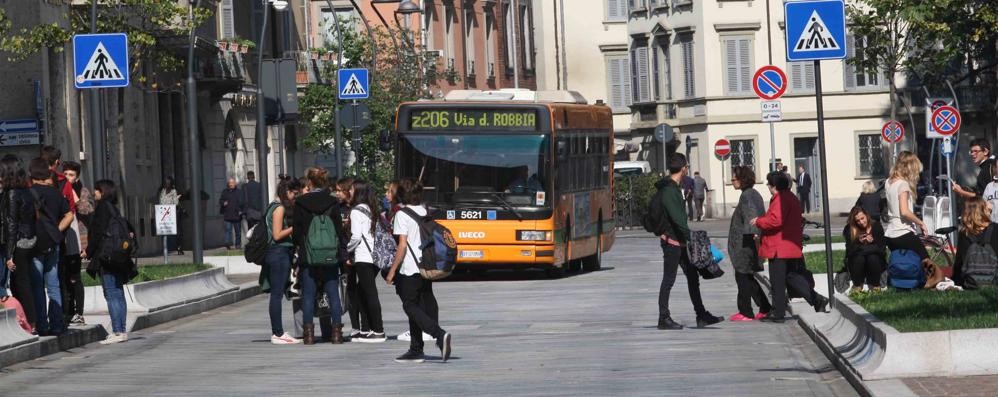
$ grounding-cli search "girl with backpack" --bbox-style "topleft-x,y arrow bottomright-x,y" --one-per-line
264,179 -> 303,345
386,178 -> 451,363
292,167 -> 348,345
953,196 -> 998,288
1,157 -> 39,333
84,180 -> 131,344
345,180 -> 386,343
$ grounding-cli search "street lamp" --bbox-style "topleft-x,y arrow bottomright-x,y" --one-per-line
256,0 -> 288,215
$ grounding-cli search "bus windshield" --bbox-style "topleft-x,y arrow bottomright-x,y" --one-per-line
398,133 -> 551,208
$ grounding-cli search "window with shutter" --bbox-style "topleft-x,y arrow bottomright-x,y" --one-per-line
221,0 -> 235,39
681,35 -> 695,98
730,139 -> 756,171
606,55 -> 632,113
790,62 -> 815,92
845,35 -> 885,90
723,36 -> 753,95
504,3 -> 514,74
652,46 -> 660,100
631,44 -> 651,103
607,0 -> 627,21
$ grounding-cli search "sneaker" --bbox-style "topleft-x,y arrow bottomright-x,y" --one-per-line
394,350 -> 426,363
348,329 -> 364,339
754,312 -> 768,320
354,332 -> 387,343
813,295 -> 829,313
759,313 -> 786,324
271,333 -> 302,345
437,333 -> 452,362
657,317 -> 684,330
99,333 -> 125,345
71,314 -> 86,325
729,313 -> 755,322
696,313 -> 724,328
397,331 -> 435,342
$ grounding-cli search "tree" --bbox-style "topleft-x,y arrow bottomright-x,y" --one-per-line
299,20 -> 439,188
0,1 -> 212,91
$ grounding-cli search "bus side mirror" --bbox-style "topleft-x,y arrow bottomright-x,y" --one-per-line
379,130 -> 393,151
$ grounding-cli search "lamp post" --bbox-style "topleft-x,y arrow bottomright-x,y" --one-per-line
256,0 -> 289,209
187,0 -> 205,265
90,0 -> 104,181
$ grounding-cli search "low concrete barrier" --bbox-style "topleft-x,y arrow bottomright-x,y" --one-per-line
0,308 -> 36,353
204,255 -> 259,275
132,267 -> 237,312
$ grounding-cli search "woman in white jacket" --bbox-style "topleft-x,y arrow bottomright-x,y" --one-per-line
346,180 -> 386,342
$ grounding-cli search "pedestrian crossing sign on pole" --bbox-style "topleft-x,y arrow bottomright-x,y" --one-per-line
73,33 -> 130,89
785,0 -> 847,61
337,68 -> 369,100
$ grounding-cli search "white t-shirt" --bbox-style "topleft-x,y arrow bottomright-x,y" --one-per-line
393,204 -> 427,276
984,181 -> 998,223
885,179 -> 917,238
348,204 -> 375,264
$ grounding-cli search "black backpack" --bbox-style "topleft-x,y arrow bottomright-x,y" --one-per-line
642,187 -> 669,235
244,202 -> 278,265
400,207 -> 457,280
98,206 -> 137,272
963,225 -> 998,289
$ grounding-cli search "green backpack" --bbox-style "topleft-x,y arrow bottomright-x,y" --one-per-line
303,207 -> 339,266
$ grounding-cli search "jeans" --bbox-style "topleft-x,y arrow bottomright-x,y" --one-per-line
848,253 -> 886,288
0,248 -> 8,296
265,245 -> 293,336
101,270 -> 128,333
735,272 -> 772,318
659,243 -> 707,321
694,198 -> 705,221
300,266 -> 342,331
60,254 -> 84,318
225,221 -> 242,247
31,247 -> 63,334
395,274 -> 444,353
768,258 -> 819,318
353,262 -> 384,333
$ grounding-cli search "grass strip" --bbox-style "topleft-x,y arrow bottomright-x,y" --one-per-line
82,263 -> 212,287
851,287 -> 998,332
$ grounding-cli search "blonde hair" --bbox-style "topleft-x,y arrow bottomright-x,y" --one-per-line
889,151 -> 923,199
861,180 -> 877,194
961,196 -> 991,236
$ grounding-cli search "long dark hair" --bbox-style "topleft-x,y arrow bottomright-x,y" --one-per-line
160,176 -> 175,193
276,178 -> 303,218
0,156 -> 30,189
95,179 -> 119,205
351,179 -> 380,234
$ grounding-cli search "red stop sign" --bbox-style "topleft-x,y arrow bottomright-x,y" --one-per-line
715,139 -> 731,158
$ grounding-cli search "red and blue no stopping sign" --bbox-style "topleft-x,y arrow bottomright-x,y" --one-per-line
881,121 -> 904,143
930,106 -> 961,136
752,65 -> 787,100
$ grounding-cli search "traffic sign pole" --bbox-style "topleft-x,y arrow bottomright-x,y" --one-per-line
715,139 -> 731,218
813,59 -> 835,309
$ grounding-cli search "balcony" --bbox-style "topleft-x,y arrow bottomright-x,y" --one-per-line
466,59 -> 476,79
287,50 -> 334,87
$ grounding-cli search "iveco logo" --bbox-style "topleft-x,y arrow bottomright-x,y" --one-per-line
458,231 -> 486,239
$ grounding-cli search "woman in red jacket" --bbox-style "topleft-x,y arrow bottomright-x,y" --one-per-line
751,171 -> 827,323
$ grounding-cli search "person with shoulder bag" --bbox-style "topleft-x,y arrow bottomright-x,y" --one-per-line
1,157 -> 39,333
83,180 -> 135,344
645,154 -> 723,330
385,178 -> 452,363
262,179 -> 302,345
346,180 -> 387,343
727,166 -> 772,322
292,167 -> 349,345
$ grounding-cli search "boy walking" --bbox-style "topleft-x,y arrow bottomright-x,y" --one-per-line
386,178 -> 452,363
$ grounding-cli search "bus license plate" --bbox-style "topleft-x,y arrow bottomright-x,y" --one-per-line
460,250 -> 483,259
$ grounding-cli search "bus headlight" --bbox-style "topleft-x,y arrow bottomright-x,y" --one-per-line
518,230 -> 551,241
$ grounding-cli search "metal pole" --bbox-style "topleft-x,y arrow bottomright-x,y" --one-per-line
257,1 -> 271,206
187,0 -> 205,265
769,122 -> 776,172
323,0 -> 345,177
89,0 -> 104,180
813,60 -> 834,308
721,159 -> 727,218
946,80 -> 960,239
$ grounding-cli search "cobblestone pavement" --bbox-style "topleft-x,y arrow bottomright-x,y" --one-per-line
904,375 -> 998,397
1,236 -> 856,396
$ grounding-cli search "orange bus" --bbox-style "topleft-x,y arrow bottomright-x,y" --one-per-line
393,90 -> 615,277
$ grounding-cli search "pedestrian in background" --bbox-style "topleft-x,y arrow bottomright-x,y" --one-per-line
982,161 -> 998,222
652,154 -> 722,330
953,138 -> 995,200
387,178 -> 452,363
60,161 -> 87,326
854,180 -> 882,222
159,176 -> 183,255
883,151 -> 930,260
727,166 -> 771,322
29,157 -> 73,336
692,171 -> 708,222
346,179 -> 386,343
796,165 -> 812,214
242,171 -> 263,230
219,178 -> 244,250
751,171 -> 827,323
264,178 -> 302,345
1,157 -> 38,333
85,180 -> 131,344
681,174 -> 695,221
293,167 -> 348,345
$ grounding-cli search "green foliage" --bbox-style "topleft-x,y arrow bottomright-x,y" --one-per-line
852,287 -> 998,332
0,1 -> 213,91
801,250 -> 847,274
614,174 -> 661,227
845,0 -> 915,85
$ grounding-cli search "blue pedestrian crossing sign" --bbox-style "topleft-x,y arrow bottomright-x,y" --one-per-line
785,0 -> 847,62
73,33 -> 129,89
337,68 -> 369,100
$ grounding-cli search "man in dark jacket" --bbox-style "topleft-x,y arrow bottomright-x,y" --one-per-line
796,165 -> 813,213
953,138 -> 995,200
655,153 -> 722,330
219,178 -> 244,249
242,171 -> 263,230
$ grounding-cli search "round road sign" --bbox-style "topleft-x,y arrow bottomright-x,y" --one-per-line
930,105 -> 961,136
881,120 -> 904,143
752,65 -> 788,100
715,139 -> 731,158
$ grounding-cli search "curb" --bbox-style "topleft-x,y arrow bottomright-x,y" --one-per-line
0,322 -> 107,368
129,282 -> 260,332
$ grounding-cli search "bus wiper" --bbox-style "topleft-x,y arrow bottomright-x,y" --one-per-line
491,193 -> 524,222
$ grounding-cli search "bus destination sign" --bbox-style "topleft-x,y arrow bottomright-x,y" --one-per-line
408,108 -> 539,131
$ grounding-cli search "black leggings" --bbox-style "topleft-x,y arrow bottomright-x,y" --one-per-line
848,253 -> 886,287
60,254 -> 84,317
886,232 -> 929,260
735,272 -> 772,318
352,262 -> 383,333
11,248 -> 37,328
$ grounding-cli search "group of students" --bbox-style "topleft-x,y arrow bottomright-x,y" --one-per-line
653,153 -> 828,329
261,168 -> 452,363
0,147 -> 132,344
